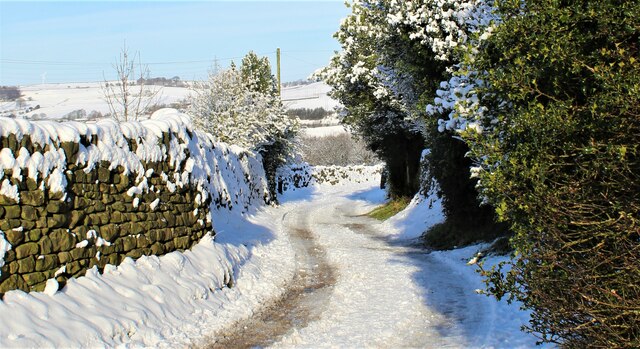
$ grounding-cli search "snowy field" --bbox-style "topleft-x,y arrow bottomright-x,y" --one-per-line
1,81 -> 340,122
0,83 -> 192,121
281,81 -> 339,111
0,176 -> 545,348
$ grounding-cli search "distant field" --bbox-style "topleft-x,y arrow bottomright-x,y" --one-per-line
1,80 -> 345,137
0,82 -> 192,121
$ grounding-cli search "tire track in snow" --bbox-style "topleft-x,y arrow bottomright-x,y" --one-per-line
203,212 -> 336,349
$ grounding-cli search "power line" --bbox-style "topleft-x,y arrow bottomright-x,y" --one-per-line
0,51 -> 278,67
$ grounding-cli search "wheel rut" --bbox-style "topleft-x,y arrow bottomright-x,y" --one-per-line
203,227 -> 336,349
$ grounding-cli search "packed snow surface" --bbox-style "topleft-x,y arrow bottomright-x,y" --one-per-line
0,177 -> 544,348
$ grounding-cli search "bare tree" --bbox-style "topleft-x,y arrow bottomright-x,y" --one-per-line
102,44 -> 161,122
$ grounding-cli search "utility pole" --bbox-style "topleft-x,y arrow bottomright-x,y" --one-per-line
276,47 -> 281,96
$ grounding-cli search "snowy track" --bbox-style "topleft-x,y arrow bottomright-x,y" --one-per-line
206,186 -> 505,348
206,217 -> 336,348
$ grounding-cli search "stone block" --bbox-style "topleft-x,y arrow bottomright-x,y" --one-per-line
35,217 -> 48,229
113,239 -> 125,253
0,275 -> 28,293
163,240 -> 175,252
15,242 -> 39,259
165,229 -> 177,242
4,205 -> 20,219
30,281 -> 47,293
74,170 -> 85,183
35,254 -> 58,272
71,226 -> 88,239
136,235 -> 151,248
126,249 -> 144,259
49,191 -> 64,200
148,230 -> 161,243
142,192 -> 157,202
150,242 -> 165,255
123,236 -> 137,252
46,200 -> 68,214
98,183 -> 110,193
21,205 -> 37,220
22,272 -> 46,286
9,261 -> 19,274
162,211 -> 176,227
69,210 -> 85,229
110,211 -> 124,224
38,236 -> 54,254
174,226 -> 187,237
107,253 -> 119,266
58,251 -> 72,264
93,212 -> 110,225
4,229 -> 25,245
25,178 -> 39,191
21,190 -> 44,206
66,261 -> 84,276
50,229 -> 76,251
73,196 -> 88,209
47,214 -> 68,229
99,224 -> 119,242
71,247 -> 96,260
27,229 -> 43,243
20,220 -> 36,230
86,200 -> 105,214
17,256 -> 36,274
60,141 -> 79,159
174,236 -> 191,250
101,193 -> 115,205
97,167 -> 111,183
129,223 -> 144,236
111,202 -> 127,212
99,245 -> 116,255
3,250 -> 15,264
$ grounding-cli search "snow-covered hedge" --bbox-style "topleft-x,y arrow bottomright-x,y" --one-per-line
276,163 -> 383,192
0,109 -> 269,294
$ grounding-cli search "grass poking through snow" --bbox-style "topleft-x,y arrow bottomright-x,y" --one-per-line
367,197 -> 411,221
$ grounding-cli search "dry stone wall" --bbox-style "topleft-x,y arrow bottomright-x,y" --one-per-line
0,109 -> 269,295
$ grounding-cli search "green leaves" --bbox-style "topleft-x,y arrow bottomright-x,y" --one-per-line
466,0 -> 640,347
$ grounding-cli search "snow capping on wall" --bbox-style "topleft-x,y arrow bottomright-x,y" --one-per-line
0,109 -> 268,209
0,109 -> 270,293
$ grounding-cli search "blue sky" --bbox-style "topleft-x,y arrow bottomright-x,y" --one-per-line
0,1 -> 349,85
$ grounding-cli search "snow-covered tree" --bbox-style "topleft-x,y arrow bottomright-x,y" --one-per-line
317,0 -> 425,199
241,51 -> 278,96
320,0 -> 500,238
380,0 -> 504,245
189,53 -> 298,199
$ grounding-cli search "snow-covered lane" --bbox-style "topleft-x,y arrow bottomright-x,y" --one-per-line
273,187 -> 468,348
271,185 -> 540,348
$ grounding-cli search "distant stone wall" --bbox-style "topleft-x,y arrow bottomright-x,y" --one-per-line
277,164 -> 383,193
0,110 -> 269,295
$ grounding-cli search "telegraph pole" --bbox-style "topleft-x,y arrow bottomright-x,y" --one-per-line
276,47 -> 281,96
